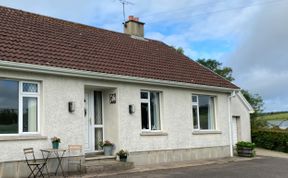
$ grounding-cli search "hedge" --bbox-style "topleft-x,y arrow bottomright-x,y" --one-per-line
252,129 -> 288,153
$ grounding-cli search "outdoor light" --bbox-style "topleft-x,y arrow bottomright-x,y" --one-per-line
129,104 -> 135,114
68,101 -> 75,113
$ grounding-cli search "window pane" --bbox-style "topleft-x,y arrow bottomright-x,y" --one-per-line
199,95 -> 215,130
0,80 -> 19,134
193,105 -> 198,129
150,92 -> 160,130
192,96 -> 197,103
23,83 -> 38,93
94,91 -> 102,125
94,128 -> 103,150
141,103 -> 149,129
141,92 -> 148,99
23,97 -> 38,132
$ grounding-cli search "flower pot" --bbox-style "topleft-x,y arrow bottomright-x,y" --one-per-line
103,146 -> 113,156
119,155 -> 127,162
52,142 -> 59,149
237,147 -> 255,157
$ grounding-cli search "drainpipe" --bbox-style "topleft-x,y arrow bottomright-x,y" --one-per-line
228,91 -> 236,157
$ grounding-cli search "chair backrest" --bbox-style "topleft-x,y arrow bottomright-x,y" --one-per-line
68,145 -> 82,157
23,148 -> 36,163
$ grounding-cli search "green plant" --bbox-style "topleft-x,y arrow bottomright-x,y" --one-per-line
99,140 -> 114,148
252,129 -> 288,153
236,141 -> 256,150
116,149 -> 129,157
51,136 -> 61,143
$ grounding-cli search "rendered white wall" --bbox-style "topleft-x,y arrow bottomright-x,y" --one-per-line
103,89 -> 119,149
231,94 -> 251,142
0,69 -> 120,162
0,69 -> 85,162
117,83 -> 232,152
0,68 -> 244,163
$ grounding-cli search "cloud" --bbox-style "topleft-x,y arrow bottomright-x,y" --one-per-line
228,1 -> 288,111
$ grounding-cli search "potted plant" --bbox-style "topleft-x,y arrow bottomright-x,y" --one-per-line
51,136 -> 61,149
100,140 -> 114,156
116,149 -> 129,162
236,141 -> 256,157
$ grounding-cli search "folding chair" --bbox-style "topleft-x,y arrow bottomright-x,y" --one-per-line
67,145 -> 83,176
23,148 -> 46,178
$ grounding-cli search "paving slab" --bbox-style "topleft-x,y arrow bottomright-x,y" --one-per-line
255,148 -> 288,159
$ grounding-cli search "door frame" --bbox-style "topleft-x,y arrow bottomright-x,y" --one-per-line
85,90 -> 105,153
232,116 -> 240,146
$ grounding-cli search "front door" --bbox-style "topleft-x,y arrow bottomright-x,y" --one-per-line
84,90 -> 104,152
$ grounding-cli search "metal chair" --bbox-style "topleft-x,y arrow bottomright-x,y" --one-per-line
23,148 -> 46,178
67,145 -> 83,176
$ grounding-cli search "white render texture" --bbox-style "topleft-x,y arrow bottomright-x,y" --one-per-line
118,84 -> 231,152
230,93 -> 252,142
0,69 -> 251,165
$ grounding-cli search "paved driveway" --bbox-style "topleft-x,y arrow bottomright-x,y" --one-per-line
102,157 -> 288,178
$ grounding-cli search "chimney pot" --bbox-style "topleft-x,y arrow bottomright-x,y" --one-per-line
128,16 -> 134,20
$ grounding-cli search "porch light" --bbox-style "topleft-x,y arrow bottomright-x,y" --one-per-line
129,104 -> 135,114
68,101 -> 75,113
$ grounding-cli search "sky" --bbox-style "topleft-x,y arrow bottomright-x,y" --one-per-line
0,0 -> 287,112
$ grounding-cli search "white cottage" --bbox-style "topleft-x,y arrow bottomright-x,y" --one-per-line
0,6 -> 253,177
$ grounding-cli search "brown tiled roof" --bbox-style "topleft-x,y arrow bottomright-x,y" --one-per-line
0,6 -> 238,89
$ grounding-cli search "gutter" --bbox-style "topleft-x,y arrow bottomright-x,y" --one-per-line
0,60 -> 239,93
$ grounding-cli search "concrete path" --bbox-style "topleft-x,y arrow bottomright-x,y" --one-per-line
99,157 -> 288,178
82,157 -> 258,178
255,148 -> 288,159
55,148 -> 288,178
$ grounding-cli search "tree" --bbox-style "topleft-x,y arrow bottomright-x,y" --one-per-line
241,90 -> 264,114
196,59 -> 234,82
176,47 -> 184,54
241,89 -> 264,118
171,46 -> 184,54
195,59 -> 263,116
170,47 -> 264,116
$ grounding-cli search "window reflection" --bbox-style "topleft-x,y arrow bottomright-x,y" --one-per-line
0,80 -> 19,134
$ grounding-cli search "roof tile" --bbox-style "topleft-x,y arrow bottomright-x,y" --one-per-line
0,6 -> 238,89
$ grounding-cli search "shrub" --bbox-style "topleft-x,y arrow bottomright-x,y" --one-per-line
99,140 -> 114,147
252,129 -> 288,153
116,149 -> 129,157
236,141 -> 256,149
51,136 -> 61,143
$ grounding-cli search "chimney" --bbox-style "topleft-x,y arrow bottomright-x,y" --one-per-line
124,15 -> 145,37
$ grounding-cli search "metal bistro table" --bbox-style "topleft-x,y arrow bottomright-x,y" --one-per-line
40,148 -> 67,177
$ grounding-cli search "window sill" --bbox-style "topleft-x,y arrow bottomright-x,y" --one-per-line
0,135 -> 48,141
140,131 -> 168,136
192,130 -> 222,135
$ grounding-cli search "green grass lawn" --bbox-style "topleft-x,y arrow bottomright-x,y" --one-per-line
257,112 -> 288,121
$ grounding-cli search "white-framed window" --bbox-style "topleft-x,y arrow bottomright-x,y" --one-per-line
140,91 -> 161,131
192,95 -> 216,130
0,79 -> 40,135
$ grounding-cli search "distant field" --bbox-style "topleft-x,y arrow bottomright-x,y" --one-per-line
257,112 -> 288,121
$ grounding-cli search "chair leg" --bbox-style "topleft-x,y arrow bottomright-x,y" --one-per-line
28,166 -> 38,178
36,164 -> 46,178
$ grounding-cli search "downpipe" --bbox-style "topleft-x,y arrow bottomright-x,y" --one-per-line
228,91 -> 236,157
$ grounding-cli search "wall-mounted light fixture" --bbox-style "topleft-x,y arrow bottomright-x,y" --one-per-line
129,104 -> 135,114
68,101 -> 75,113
